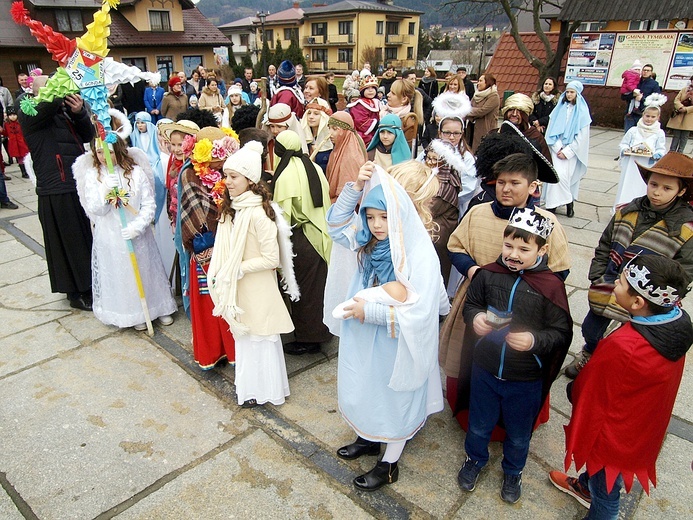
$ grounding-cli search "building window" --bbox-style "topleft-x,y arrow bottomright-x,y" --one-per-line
157,56 -> 173,82
576,21 -> 607,32
312,49 -> 328,63
262,29 -> 274,47
407,46 -> 414,60
13,61 -> 42,77
408,22 -> 416,35
240,34 -> 249,46
284,28 -> 298,41
376,21 -> 384,35
628,19 -> 670,30
386,21 -> 399,35
339,21 -> 353,35
338,48 -> 353,64
55,10 -> 83,32
121,57 -> 147,71
312,23 -> 327,36
149,11 -> 171,32
183,56 -> 203,77
385,47 -> 398,60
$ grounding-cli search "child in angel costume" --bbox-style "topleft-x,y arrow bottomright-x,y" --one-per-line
208,141 -> 297,408
72,110 -> 177,330
613,93 -> 667,210
326,164 -> 449,492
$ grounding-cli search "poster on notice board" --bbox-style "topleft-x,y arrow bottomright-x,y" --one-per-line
565,33 -> 615,86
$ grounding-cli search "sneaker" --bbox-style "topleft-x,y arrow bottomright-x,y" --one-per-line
500,473 -> 522,504
158,315 -> 174,326
565,349 -> 591,379
134,323 -> 147,331
457,457 -> 482,491
0,201 -> 19,210
549,470 -> 591,509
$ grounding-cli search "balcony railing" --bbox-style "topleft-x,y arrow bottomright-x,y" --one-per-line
304,33 -> 355,45
307,61 -> 354,73
385,34 -> 411,45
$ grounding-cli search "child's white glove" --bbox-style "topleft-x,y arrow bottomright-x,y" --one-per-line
103,175 -> 120,189
121,225 -> 138,240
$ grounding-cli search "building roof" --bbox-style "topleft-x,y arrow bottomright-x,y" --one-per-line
26,0 -> 196,9
558,0 -> 693,22
218,16 -> 257,30
303,0 -> 422,17
262,7 -> 304,25
109,9 -> 231,47
0,0 -> 229,48
485,32 -> 565,95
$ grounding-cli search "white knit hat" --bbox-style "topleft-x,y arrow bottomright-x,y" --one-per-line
223,140 -> 263,183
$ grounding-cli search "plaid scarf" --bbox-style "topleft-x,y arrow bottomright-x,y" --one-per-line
178,167 -> 218,253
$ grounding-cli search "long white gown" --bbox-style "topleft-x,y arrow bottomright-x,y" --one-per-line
74,153 -> 178,327
613,126 -> 666,210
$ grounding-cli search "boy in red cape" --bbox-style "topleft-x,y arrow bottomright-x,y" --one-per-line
550,254 -> 693,519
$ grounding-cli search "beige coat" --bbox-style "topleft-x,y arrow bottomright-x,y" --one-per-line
667,86 -> 693,132
467,89 -> 501,152
236,205 -> 294,336
197,89 -> 225,115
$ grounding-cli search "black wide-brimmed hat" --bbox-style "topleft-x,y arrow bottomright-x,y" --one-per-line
497,121 -> 558,183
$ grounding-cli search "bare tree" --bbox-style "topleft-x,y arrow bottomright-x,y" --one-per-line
360,45 -> 380,70
442,0 -> 581,88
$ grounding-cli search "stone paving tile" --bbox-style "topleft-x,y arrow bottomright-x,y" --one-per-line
9,214 -> 45,247
0,306 -> 71,340
0,240 -> 33,265
673,357 -> 693,424
58,311 -> 117,344
0,228 -> 13,243
0,274 -> 65,310
633,435 -> 693,519
0,254 -> 47,286
0,488 -> 22,520
117,429 -> 374,520
0,335 -> 237,520
564,243 -> 595,290
0,321 -> 81,378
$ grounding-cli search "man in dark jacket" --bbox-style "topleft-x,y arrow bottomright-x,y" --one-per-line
623,64 -> 661,131
18,86 -> 95,310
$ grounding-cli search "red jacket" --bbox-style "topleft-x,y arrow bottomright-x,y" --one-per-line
3,119 -> 29,159
564,320 -> 689,494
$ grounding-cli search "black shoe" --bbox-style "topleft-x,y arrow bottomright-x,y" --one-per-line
283,341 -> 321,355
546,207 -> 556,214
566,202 -> 575,218
501,472 -> 522,504
69,295 -> 93,311
0,201 -> 19,209
21,173 -> 29,179
337,437 -> 381,460
457,457 -> 482,491
241,399 -> 258,408
353,461 -> 399,492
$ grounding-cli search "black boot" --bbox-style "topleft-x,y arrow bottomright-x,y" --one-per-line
337,436 -> 381,460
566,202 -> 575,218
19,164 -> 29,179
353,461 -> 399,491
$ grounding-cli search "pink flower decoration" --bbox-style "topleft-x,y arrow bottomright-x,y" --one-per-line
181,134 -> 196,156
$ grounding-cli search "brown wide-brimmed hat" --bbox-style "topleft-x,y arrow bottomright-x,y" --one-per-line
637,151 -> 693,200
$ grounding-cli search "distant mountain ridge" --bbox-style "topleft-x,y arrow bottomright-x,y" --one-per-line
197,0 -> 486,28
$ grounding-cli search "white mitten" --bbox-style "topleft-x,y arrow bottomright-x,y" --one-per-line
121,225 -> 138,240
103,174 -> 120,189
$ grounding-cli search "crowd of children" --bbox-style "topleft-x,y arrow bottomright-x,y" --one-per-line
5,59 -> 692,518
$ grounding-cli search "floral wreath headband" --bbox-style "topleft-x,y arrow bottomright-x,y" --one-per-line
186,128 -> 240,206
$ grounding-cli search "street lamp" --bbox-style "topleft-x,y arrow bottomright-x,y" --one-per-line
257,11 -> 267,80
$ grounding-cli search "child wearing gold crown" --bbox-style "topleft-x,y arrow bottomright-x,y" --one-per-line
457,206 -> 572,504
550,254 -> 693,519
346,76 -> 381,147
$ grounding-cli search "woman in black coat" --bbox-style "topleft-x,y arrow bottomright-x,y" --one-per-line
530,77 -> 559,134
418,66 -> 439,100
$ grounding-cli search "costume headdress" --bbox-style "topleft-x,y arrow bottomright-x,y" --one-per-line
159,120 -> 200,141
359,76 -> 379,93
497,121 -> 559,183
643,93 -> 668,110
432,91 -> 472,124
623,262 -> 681,307
501,93 -> 534,116
508,207 -> 554,240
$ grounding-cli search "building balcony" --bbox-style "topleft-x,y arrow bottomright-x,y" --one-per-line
304,34 -> 355,46
385,34 -> 411,45
307,61 -> 354,73
234,45 -> 249,53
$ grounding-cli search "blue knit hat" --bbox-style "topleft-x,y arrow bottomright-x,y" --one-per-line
278,60 -> 297,86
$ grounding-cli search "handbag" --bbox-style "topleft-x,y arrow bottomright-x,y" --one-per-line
192,226 -> 215,254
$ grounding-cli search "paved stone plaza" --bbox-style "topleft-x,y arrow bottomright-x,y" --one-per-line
0,128 -> 691,519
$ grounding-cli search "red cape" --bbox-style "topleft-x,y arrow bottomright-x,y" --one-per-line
564,323 -> 685,494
